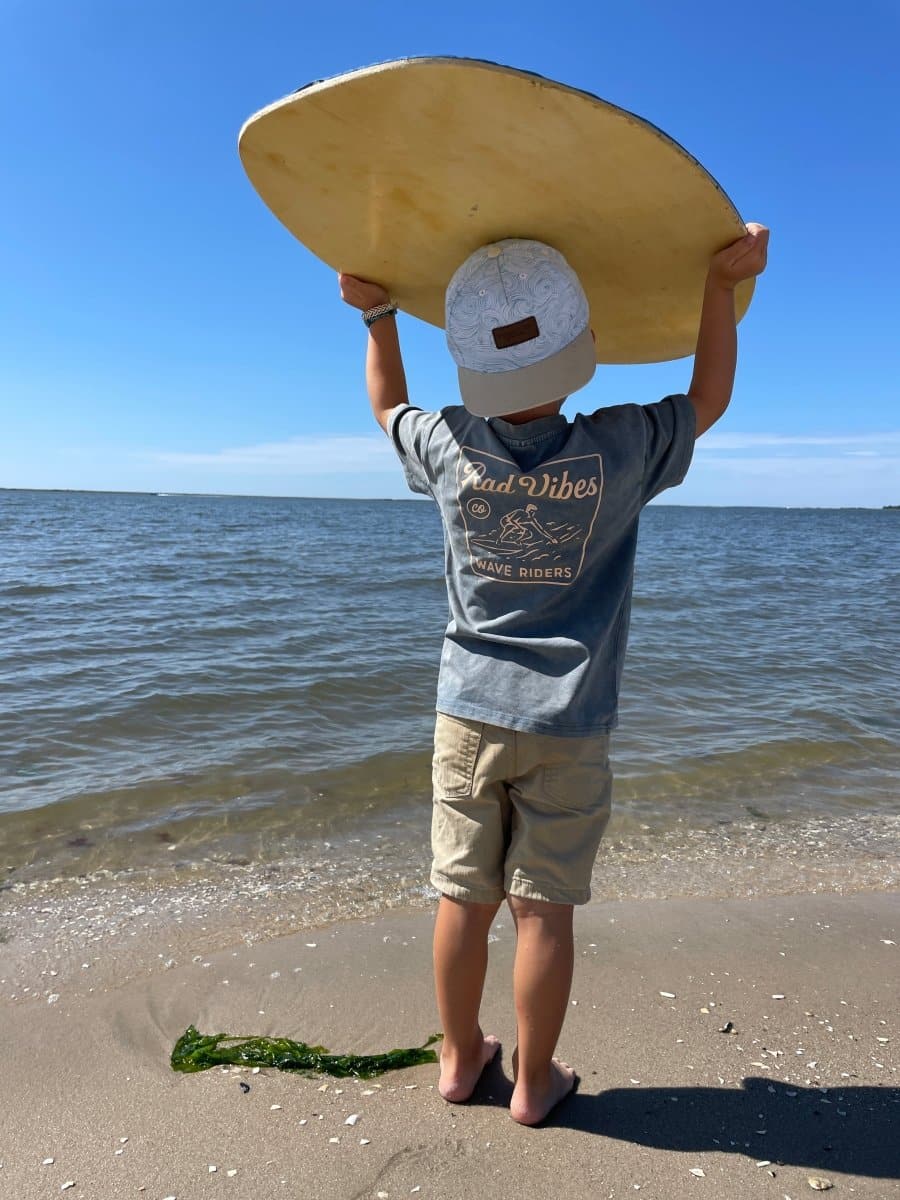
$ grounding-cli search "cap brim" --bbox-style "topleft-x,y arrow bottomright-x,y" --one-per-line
458,325 -> 597,418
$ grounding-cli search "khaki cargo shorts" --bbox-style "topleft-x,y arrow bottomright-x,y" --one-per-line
430,712 -> 613,907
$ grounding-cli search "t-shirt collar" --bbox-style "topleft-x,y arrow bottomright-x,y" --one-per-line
487,413 -> 569,445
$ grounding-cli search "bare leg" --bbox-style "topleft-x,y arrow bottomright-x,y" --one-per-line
507,894 -> 578,1125
432,893 -> 503,1102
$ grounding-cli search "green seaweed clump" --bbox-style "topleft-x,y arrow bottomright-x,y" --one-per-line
171,1024 -> 443,1079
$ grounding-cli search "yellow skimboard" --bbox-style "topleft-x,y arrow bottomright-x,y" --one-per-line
239,56 -> 752,363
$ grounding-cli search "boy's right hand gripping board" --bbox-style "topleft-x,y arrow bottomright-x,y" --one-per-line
239,57 -> 753,364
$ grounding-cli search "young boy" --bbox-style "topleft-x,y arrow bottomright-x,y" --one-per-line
339,224 -> 768,1126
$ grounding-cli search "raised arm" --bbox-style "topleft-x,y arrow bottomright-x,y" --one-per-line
688,223 -> 769,438
338,273 -> 408,432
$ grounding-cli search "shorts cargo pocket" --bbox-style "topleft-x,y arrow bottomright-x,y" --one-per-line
433,714 -> 484,798
541,735 -> 612,816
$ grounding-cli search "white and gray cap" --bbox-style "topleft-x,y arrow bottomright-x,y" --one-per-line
445,238 -> 596,418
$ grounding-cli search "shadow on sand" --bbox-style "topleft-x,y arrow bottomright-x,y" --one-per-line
475,1064 -> 900,1180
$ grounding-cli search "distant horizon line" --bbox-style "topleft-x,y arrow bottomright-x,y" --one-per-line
1,487 -> 896,510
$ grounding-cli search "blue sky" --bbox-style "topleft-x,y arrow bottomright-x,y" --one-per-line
2,1 -> 898,505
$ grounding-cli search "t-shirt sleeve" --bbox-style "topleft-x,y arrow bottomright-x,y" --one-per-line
640,393 -> 696,503
387,404 -> 441,496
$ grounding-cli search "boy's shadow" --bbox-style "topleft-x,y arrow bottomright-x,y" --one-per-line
475,1061 -> 900,1179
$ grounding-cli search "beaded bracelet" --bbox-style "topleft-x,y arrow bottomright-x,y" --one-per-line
362,302 -> 398,328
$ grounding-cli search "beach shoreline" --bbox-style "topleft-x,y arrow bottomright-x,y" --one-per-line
3,808 -> 898,1004
2,883 -> 898,1199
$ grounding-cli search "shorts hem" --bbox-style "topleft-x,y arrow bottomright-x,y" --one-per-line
505,875 -> 591,906
430,869 -> 506,905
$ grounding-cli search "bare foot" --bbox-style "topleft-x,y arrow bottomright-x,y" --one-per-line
509,1046 -> 578,1125
438,1033 -> 502,1103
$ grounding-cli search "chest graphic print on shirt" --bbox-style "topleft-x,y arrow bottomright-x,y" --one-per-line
457,446 -> 604,585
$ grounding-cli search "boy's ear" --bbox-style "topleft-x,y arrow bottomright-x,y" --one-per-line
590,328 -> 596,344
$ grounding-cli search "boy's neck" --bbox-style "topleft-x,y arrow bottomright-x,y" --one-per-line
495,398 -> 566,425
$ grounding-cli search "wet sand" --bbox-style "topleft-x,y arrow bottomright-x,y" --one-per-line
1,891 -> 898,1199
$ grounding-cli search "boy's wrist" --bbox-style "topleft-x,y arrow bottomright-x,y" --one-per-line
363,303 -> 398,328
362,304 -> 398,328
705,270 -> 736,294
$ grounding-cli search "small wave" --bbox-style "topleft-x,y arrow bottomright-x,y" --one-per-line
1,583 -> 75,598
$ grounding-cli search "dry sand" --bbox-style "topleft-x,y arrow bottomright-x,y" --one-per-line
2,891 -> 898,1199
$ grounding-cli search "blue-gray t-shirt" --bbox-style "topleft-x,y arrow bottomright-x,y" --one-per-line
388,395 -> 696,736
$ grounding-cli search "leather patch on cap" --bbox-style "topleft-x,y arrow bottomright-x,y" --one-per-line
492,315 -> 540,350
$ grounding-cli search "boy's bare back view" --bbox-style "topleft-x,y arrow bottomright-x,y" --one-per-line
340,226 -> 768,1125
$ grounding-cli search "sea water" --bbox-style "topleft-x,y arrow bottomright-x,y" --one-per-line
1,490 -> 898,930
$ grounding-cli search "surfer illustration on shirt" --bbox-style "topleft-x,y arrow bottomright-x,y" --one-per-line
498,504 -> 558,546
